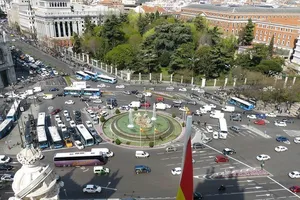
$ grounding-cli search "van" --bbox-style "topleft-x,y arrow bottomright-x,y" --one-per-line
135,151 -> 150,158
135,165 -> 151,174
222,106 -> 235,112
230,126 -> 240,133
93,166 -> 110,175
91,148 -> 114,157
166,146 -> 177,152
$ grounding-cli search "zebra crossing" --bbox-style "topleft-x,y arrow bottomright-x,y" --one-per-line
283,130 -> 300,137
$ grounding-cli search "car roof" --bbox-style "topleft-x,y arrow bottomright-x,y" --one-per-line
86,184 -> 95,188
174,167 -> 181,170
135,165 -> 147,168
224,148 -> 232,151
0,155 -> 5,158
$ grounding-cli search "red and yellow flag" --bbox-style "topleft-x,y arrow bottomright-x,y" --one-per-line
177,116 -> 193,200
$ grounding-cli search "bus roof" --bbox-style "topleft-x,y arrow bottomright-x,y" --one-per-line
0,119 -> 13,131
76,124 -> 93,140
54,151 -> 103,158
37,112 -> 46,126
48,126 -> 62,142
84,70 -> 97,76
98,74 -> 116,79
83,88 -> 100,91
37,126 -> 47,142
231,97 -> 253,106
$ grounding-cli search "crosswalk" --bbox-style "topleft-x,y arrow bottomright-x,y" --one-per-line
283,130 -> 300,137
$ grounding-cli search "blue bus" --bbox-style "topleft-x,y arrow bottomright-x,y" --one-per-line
6,100 -> 21,121
84,70 -> 99,79
0,119 -> 13,139
64,87 -> 82,95
97,74 -> 117,84
229,97 -> 255,111
76,71 -> 91,81
83,88 -> 101,96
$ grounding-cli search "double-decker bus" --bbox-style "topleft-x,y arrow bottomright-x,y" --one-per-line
76,124 -> 94,146
0,119 -> 13,139
97,74 -> 117,84
37,112 -> 46,127
48,126 -> 64,149
82,88 -> 101,96
53,151 -> 108,167
75,71 -> 91,81
229,97 -> 255,111
218,118 -> 228,139
63,87 -> 82,96
6,100 -> 21,121
37,126 -> 49,149
84,70 -> 98,78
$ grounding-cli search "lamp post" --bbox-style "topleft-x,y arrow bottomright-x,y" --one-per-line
105,181 -> 111,198
63,189 -> 68,199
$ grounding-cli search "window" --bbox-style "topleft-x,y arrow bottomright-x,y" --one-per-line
268,37 -> 271,42
288,35 -> 291,39
287,41 -> 290,46
282,40 -> 285,45
283,35 -> 286,39
265,31 -> 267,35
278,34 -> 281,38
263,36 -> 266,42
274,33 -> 277,36
277,39 -> 280,44
269,32 -> 272,35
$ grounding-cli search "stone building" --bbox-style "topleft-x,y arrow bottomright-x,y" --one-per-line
0,31 -> 17,89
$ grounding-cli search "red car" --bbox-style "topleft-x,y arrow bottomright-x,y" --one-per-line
51,108 -> 61,115
254,119 -> 266,125
215,155 -> 229,163
290,186 -> 300,193
141,102 -> 151,108
156,97 -> 164,102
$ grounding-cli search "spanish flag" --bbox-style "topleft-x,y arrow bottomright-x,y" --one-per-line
177,115 -> 193,200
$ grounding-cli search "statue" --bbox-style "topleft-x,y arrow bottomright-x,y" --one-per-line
134,112 -> 153,129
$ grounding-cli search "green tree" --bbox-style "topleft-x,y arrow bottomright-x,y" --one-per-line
169,43 -> 195,72
105,44 -> 136,70
257,60 -> 282,75
71,33 -> 81,53
195,46 -> 215,77
159,51 -> 171,67
101,15 -> 125,49
83,16 -> 96,35
193,16 -> 207,32
137,14 -> 149,35
268,35 -> 274,57
241,19 -> 255,45
100,116 -> 106,123
115,109 -> 120,114
207,26 -> 221,46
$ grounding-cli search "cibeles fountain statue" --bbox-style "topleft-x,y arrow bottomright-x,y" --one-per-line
9,145 -> 63,200
134,112 -> 153,129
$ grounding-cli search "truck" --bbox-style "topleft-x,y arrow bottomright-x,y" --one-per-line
210,110 -> 225,119
26,89 -> 34,96
129,101 -> 141,108
33,87 -> 42,93
43,94 -> 54,100
155,102 -> 166,110
221,106 -> 235,112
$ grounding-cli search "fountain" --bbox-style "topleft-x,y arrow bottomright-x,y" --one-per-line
151,103 -> 157,121
127,109 -> 134,128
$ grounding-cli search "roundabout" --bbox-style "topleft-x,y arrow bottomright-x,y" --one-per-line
102,110 -> 183,147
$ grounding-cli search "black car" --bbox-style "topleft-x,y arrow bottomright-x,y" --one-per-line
230,113 -> 242,121
190,93 -> 201,101
222,148 -> 236,155
192,142 -> 205,150
93,134 -> 103,144
74,110 -> 81,117
194,192 -> 203,200
62,131 -> 71,139
282,118 -> 294,123
0,164 -> 13,171
72,94 -> 81,98
80,98 -> 91,102
131,90 -> 139,95
56,92 -> 65,97
71,133 -> 81,141
173,103 -> 182,108
89,128 -> 97,135
68,127 -> 76,134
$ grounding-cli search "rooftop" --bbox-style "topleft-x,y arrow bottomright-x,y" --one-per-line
183,4 -> 300,14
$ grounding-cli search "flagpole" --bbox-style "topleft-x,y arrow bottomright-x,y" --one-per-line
140,126 -> 142,147
154,126 -> 156,147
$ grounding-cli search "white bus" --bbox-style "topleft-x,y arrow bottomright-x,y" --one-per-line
37,126 -> 49,149
218,118 -> 228,139
76,124 -> 94,146
97,74 -> 117,84
76,71 -> 91,81
49,126 -> 64,149
84,70 -> 98,78
37,112 -> 46,127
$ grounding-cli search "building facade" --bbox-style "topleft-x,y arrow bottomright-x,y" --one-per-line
292,36 -> 300,65
0,32 -> 17,88
180,4 -> 300,50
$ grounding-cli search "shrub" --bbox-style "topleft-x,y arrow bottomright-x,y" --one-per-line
134,107 -> 138,111
182,122 -> 186,127
126,141 -> 131,145
159,136 -> 163,141
149,141 -> 154,148
99,116 -> 106,123
115,109 -> 120,115
115,138 -> 122,145
172,113 -> 176,118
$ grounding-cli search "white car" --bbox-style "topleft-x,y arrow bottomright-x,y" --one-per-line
294,137 -> 300,144
274,121 -> 287,127
143,92 -> 152,97
209,104 -> 216,108
53,70 -> 58,75
116,85 -> 125,89
65,100 -> 75,104
63,110 -> 69,117
0,155 -> 11,164
266,113 -> 277,118
65,116 -> 71,122
166,86 -> 174,91
206,126 -> 213,133
179,107 -> 187,112
74,140 -> 84,150
61,125 -> 67,132
171,167 -> 182,175
89,96 -> 99,99
1,174 -> 14,181
100,111 -> 109,117
179,88 -> 187,92
256,154 -> 271,161
90,113 -> 96,118
86,121 -> 93,128
191,87 -> 201,91
54,114 -> 60,121
57,120 -> 64,127
247,114 -> 257,119
165,104 -> 172,109
83,184 -> 102,193
289,171 -> 300,179
93,99 -> 102,104
69,120 -> 76,128
275,146 -> 288,152
97,84 -> 106,88
213,131 -> 219,139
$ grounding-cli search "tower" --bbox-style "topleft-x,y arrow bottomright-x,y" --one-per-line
9,145 -> 63,200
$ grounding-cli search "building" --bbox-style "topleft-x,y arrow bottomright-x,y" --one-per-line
7,0 -> 121,47
0,31 -> 17,88
180,4 -> 300,50
9,145 -> 63,200
292,36 -> 300,65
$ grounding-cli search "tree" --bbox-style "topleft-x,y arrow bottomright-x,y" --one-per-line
137,14 -> 149,35
268,35 -> 274,57
71,33 -> 81,53
169,43 -> 195,73
207,26 -> 221,46
241,19 -> 255,45
100,116 -> 106,123
194,46 -> 215,77
83,16 -> 95,35
115,109 -> 120,114
257,60 -> 282,75
193,16 -> 207,32
101,15 -> 125,49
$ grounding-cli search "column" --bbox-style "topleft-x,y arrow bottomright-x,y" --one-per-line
181,76 -> 183,84
170,74 -> 173,83
82,53 -> 85,62
73,21 -> 78,34
283,77 -> 288,88
58,21 -> 61,37
201,78 -> 206,88
121,71 -> 123,79
224,77 -> 228,87
105,64 -> 108,72
214,79 -> 217,87
127,73 -> 131,81
115,68 -> 118,76
67,22 -> 71,37
149,73 -> 152,81
139,73 -> 141,81
191,77 -> 194,85
63,21 -> 66,37
293,77 -> 296,85
233,78 -> 237,87
159,73 -> 162,82
47,23 -> 51,37
0,75 -> 4,88
110,66 -> 113,74
244,78 -> 247,85
86,54 -> 90,64
100,62 -> 103,70
96,60 -> 99,68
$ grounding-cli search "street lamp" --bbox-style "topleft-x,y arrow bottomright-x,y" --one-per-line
105,181 -> 111,198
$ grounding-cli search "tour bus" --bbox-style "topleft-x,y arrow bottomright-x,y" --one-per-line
0,119 -> 13,139
97,74 -> 117,84
82,88 -> 101,96
6,100 -> 21,122
53,151 -> 108,167
49,126 -> 64,149
75,71 -> 91,81
76,124 -> 94,146
37,126 -> 49,149
84,70 -> 98,79
229,97 -> 255,111
218,118 -> 228,139
63,87 -> 82,96
37,112 -> 46,127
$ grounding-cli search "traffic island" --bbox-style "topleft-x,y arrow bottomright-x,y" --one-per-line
209,168 -> 271,179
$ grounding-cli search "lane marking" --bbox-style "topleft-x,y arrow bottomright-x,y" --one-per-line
161,158 -> 169,160
267,176 -> 300,198
202,166 -> 211,168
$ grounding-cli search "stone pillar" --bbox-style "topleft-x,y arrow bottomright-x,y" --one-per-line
191,77 -> 194,85
0,74 -> 4,88
214,79 -> 217,87
67,22 -> 71,37
105,64 -> 108,72
149,73 -> 152,81
86,54 -> 90,64
95,60 -> 99,68
181,76 -> 183,84
62,21 -> 66,37
82,53 -> 85,62
139,73 -> 141,81
170,74 -> 173,83
121,71 -> 123,79
224,77 -> 228,87
127,72 -> 131,81
74,21 -> 78,34
293,77 -> 297,85
244,78 -> 247,85
233,78 -> 237,87
7,68 -> 17,84
100,62 -> 103,70
58,21 -> 61,37
159,73 -> 162,82
110,66 -> 113,74
115,68 -> 118,76
201,78 -> 206,88
283,76 -> 288,88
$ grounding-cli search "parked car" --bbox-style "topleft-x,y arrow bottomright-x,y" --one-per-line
51,109 -> 61,115
171,167 -> 182,175
0,164 -> 13,171
49,88 -> 59,91
65,100 -> 75,104
254,119 -> 266,125
82,184 -> 102,193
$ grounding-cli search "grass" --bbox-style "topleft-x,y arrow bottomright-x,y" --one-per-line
64,76 -> 72,86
